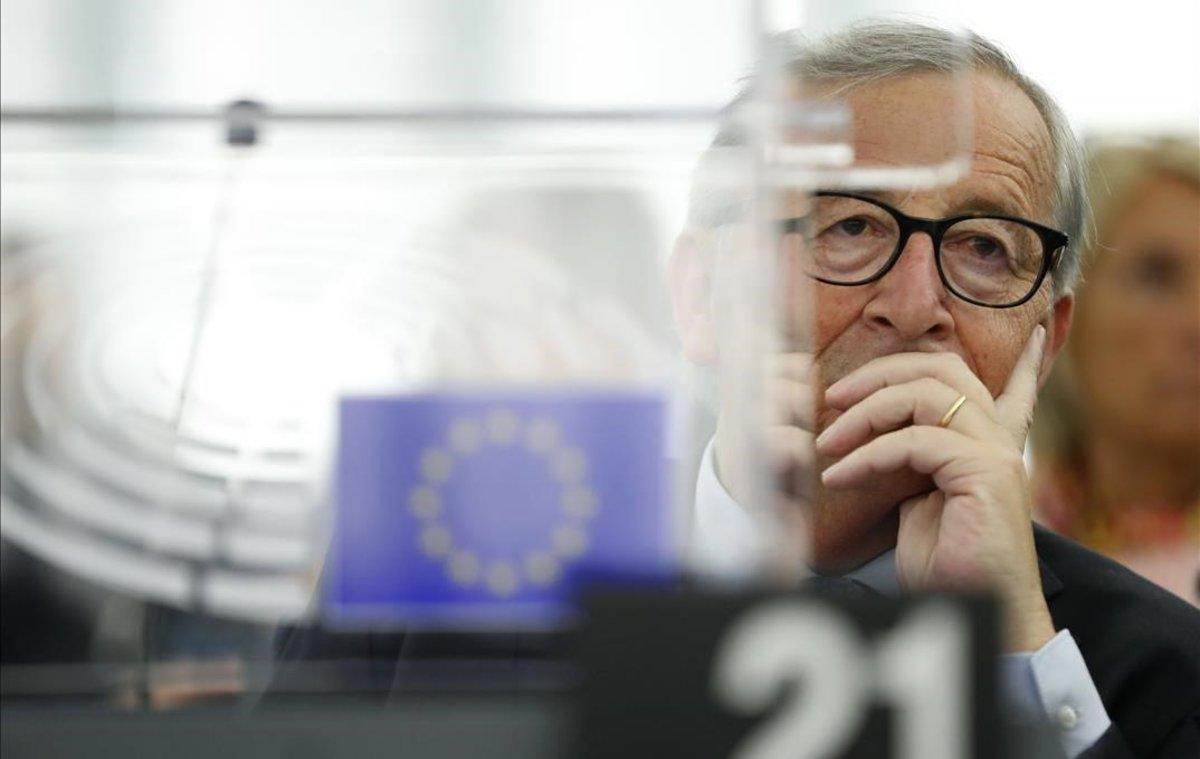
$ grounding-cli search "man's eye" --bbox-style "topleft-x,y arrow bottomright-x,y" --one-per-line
832,217 -> 870,236
945,233 -> 1006,260
966,235 -> 1002,257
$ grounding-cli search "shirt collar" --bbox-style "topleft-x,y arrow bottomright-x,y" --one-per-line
693,438 -> 905,594
834,548 -> 902,598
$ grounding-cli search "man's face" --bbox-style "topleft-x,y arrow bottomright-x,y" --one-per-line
794,71 -> 1067,568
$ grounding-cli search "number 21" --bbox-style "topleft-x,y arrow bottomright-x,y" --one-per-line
711,601 -> 970,759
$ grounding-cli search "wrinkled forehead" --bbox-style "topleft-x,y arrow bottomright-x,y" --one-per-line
803,70 -> 1057,224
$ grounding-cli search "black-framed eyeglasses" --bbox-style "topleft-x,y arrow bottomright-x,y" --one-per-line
780,191 -> 1069,308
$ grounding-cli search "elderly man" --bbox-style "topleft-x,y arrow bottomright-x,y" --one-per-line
673,21 -> 1200,759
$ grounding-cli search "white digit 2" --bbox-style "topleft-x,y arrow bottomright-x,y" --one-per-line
711,602 -> 869,759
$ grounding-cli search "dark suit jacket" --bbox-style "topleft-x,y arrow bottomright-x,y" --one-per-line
273,526 -> 1200,758
1033,526 -> 1200,759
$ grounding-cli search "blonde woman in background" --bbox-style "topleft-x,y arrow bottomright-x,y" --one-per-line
1032,136 -> 1200,605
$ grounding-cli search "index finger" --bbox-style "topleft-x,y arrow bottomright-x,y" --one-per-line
824,351 -> 995,416
995,324 -> 1047,442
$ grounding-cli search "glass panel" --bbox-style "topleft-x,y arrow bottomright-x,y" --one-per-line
696,1 -> 976,582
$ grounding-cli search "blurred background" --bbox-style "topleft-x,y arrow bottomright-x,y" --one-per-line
1,0 -> 1196,716
4,0 -> 1197,128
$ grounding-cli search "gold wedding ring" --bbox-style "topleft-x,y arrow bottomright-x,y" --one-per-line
938,394 -> 968,428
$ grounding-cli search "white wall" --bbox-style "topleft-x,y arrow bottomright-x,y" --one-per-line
2,0 -> 1195,132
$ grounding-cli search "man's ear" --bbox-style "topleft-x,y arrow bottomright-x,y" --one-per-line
666,231 -> 717,364
1037,292 -> 1074,389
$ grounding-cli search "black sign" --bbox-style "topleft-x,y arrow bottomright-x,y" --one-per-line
576,588 -> 998,759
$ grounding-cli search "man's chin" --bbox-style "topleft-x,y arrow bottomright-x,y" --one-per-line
809,511 -> 900,573
807,470 -> 933,573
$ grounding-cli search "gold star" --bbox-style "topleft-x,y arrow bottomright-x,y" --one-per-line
551,525 -> 588,558
524,552 -> 561,587
448,550 -> 480,586
419,524 -> 452,557
485,409 -> 519,445
408,486 -> 441,520
524,418 -> 559,453
562,486 -> 599,520
552,447 -> 587,483
448,418 -> 481,454
419,447 -> 453,482
485,562 -> 519,596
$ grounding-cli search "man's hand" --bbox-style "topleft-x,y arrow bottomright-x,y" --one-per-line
713,352 -> 818,564
814,326 -> 1055,653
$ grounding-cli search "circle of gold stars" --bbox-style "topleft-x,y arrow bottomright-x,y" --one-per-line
408,408 -> 599,597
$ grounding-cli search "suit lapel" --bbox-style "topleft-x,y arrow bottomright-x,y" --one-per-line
1038,555 -> 1065,600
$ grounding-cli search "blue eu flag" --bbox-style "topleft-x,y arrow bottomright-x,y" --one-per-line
325,390 -> 672,628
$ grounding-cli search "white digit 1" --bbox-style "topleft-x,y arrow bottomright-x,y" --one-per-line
874,602 -> 970,759
711,602 -> 869,759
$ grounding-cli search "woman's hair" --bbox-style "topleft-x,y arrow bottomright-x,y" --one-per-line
1029,135 -> 1200,466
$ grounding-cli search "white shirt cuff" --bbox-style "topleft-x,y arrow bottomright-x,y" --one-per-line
1003,629 -> 1112,758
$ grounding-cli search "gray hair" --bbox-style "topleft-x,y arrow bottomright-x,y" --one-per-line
691,20 -> 1088,295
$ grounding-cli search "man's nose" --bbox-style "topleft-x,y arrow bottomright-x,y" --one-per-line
861,233 -> 955,341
